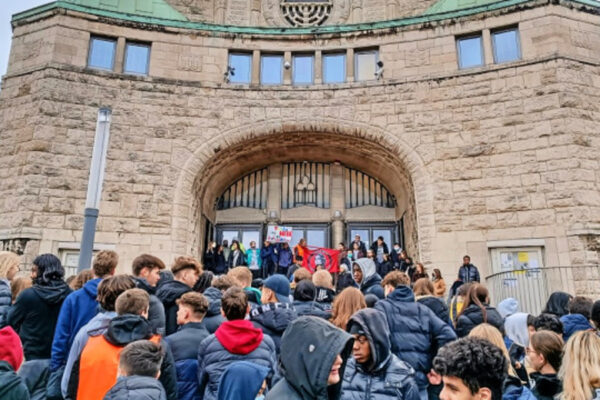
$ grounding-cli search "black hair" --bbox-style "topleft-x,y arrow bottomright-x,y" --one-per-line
526,314 -> 536,327
32,254 -> 65,285
119,340 -> 163,377
592,300 -> 600,329
293,280 -> 316,302
533,313 -> 564,335
542,291 -> 572,317
568,296 -> 593,318
194,271 -> 214,293
433,337 -> 507,400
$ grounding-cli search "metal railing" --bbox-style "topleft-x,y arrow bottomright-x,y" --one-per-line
485,265 -> 600,315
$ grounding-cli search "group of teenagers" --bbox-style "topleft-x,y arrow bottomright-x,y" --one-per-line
0,248 -> 599,400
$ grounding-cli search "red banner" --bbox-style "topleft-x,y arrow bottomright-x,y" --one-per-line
301,246 -> 341,273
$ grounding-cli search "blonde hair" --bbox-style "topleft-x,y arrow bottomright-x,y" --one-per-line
312,270 -> 333,289
559,330 -> 600,400
469,323 -> 518,377
330,287 -> 366,330
0,251 -> 20,280
10,276 -> 31,303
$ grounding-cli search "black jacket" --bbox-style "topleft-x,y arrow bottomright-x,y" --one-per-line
529,373 -> 561,400
342,309 -> 421,400
456,304 -> 505,338
266,316 -> 354,400
353,259 -> 385,299
201,287 -> 226,334
250,303 -> 298,353
416,295 -> 453,327
165,323 -> 210,400
8,282 -> 71,360
336,272 -> 356,293
227,250 -> 246,268
293,300 -> 332,319
0,361 -> 30,400
133,277 -> 166,336
19,359 -> 50,400
0,279 -> 11,328
156,280 -> 193,336
203,249 -> 217,273
104,375 -> 167,400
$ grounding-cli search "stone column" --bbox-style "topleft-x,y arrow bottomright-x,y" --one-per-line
266,164 -> 282,224
284,51 -> 292,85
251,50 -> 260,85
330,163 -> 345,245
115,37 -> 126,73
482,29 -> 494,65
315,50 -> 322,84
346,48 -> 355,82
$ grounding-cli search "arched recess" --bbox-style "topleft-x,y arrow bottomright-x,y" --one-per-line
172,119 -> 435,263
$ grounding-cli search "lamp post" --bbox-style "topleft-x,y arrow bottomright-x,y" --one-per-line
78,107 -> 112,272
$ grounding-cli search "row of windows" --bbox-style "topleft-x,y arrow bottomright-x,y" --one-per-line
456,27 -> 521,69
228,50 -> 379,85
88,36 -> 151,75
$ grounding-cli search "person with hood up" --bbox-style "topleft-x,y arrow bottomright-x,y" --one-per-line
375,271 -> 456,400
542,291 -> 572,318
560,296 -> 594,342
293,280 -> 331,319
48,250 -> 118,398
0,251 -> 20,327
61,275 -> 135,399
165,292 -> 210,400
352,258 -> 384,299
526,331 -> 563,400
201,281 -> 227,334
197,287 -> 277,400
498,298 -> 519,319
8,254 -> 72,360
313,270 -> 335,312
131,254 -> 167,335
217,361 -> 270,400
455,284 -> 504,338
103,340 -> 166,400
157,256 -> 201,335
0,326 -> 30,400
250,274 -> 298,353
266,316 -> 354,400
67,288 -> 177,400
341,308 -> 420,400
504,312 -> 534,383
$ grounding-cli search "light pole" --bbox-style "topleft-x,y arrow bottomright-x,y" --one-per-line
78,107 -> 112,272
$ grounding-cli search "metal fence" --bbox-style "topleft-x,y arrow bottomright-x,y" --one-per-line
486,265 -> 600,315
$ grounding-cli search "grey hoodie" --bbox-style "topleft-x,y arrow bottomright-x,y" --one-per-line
352,259 -> 384,299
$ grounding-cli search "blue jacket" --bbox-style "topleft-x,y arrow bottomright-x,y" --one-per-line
156,280 -> 193,336
260,246 -> 278,267
375,286 -> 457,390
250,303 -> 298,354
503,376 -> 537,400
0,279 -> 11,328
50,278 -> 102,371
246,249 -> 262,268
201,287 -> 226,334
165,322 -> 210,400
103,375 -> 166,400
277,245 -> 293,268
217,361 -> 270,400
458,264 -> 480,283
293,300 -> 331,319
416,295 -> 454,328
342,309 -> 420,400
353,259 -> 385,299
560,313 -> 593,342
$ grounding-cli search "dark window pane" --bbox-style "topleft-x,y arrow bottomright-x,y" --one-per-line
124,43 -> 150,75
261,55 -> 283,85
293,55 -> 314,85
355,51 -> 377,81
88,37 -> 116,70
229,53 -> 252,84
493,29 -> 520,63
457,36 -> 483,69
323,53 -> 345,83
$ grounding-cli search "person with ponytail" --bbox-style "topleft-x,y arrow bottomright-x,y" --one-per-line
455,283 -> 504,337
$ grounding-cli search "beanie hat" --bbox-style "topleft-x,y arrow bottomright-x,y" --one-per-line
0,326 -> 24,371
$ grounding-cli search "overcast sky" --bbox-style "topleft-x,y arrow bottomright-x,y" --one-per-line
0,0 -> 52,82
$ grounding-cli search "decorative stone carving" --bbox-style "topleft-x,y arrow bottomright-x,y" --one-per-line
0,239 -> 29,255
280,0 -> 332,27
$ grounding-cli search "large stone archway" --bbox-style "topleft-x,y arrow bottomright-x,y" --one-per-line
172,119 -> 435,262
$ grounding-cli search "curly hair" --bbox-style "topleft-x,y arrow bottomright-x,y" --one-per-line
533,313 -> 564,335
433,337 -> 507,400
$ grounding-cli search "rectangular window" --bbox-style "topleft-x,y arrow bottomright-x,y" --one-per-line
124,42 -> 151,75
228,52 -> 252,84
456,34 -> 484,69
492,28 -> 521,64
292,54 -> 314,85
88,36 -> 117,71
322,53 -> 346,84
355,50 -> 378,81
260,54 -> 283,85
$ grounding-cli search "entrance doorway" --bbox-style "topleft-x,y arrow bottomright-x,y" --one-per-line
216,224 -> 262,250
347,223 -> 400,250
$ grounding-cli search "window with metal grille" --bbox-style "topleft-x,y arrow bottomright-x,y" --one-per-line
216,168 -> 268,210
282,162 -> 330,209
344,167 -> 395,208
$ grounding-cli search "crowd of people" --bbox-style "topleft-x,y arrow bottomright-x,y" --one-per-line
0,245 -> 599,400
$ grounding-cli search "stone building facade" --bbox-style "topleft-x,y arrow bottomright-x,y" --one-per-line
1,0 -> 599,303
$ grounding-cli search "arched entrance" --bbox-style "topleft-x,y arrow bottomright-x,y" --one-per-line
171,120 -> 434,264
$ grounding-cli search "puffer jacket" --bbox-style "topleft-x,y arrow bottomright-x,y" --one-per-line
8,282 -> 72,360
0,361 -> 30,400
416,295 -> 453,327
455,304 -> 505,338
133,277 -> 166,336
197,320 -> 278,400
250,302 -> 298,353
103,375 -> 166,400
19,359 -> 50,400
156,280 -> 193,336
266,316 -> 354,400
375,285 -> 457,390
353,259 -> 384,299
341,309 -> 420,400
51,278 -> 102,371
529,373 -> 562,400
560,313 -> 593,343
165,322 -> 210,400
201,287 -> 226,334
293,300 -> 331,319
0,279 -> 11,327
503,376 -> 537,400
458,264 -> 480,283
